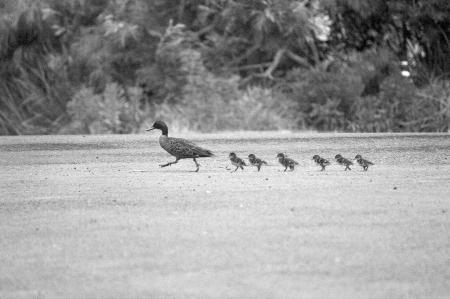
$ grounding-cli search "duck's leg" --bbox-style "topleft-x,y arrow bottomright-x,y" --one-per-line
160,157 -> 179,168
193,158 -> 200,172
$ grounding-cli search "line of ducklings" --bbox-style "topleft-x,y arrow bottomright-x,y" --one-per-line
229,153 -> 374,172
147,120 -> 375,172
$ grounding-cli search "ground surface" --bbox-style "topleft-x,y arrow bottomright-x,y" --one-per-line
0,132 -> 449,299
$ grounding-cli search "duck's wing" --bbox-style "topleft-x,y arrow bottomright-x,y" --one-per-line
343,158 -> 353,165
230,157 -> 239,166
287,157 -> 299,165
237,157 -> 246,166
364,159 -> 374,165
162,137 -> 214,158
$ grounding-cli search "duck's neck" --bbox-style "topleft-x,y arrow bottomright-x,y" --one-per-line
160,127 -> 168,136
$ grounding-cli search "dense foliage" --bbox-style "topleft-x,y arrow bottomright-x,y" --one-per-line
0,0 -> 449,134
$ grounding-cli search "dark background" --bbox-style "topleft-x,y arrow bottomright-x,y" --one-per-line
1,0 -> 449,135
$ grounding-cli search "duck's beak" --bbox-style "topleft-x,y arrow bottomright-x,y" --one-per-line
145,127 -> 155,131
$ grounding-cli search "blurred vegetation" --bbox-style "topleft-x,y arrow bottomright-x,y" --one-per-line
0,0 -> 449,135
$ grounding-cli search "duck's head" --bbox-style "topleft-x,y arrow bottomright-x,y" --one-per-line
312,155 -> 320,161
229,152 -> 237,158
355,154 -> 362,160
248,154 -> 255,159
276,153 -> 285,159
335,154 -> 342,159
146,120 -> 168,136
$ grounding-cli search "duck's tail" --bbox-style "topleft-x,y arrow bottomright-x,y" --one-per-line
197,149 -> 214,157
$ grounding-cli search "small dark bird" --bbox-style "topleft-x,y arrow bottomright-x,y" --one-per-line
229,152 -> 246,172
277,153 -> 299,171
146,120 -> 213,172
355,154 -> 374,171
248,154 -> 267,171
335,154 -> 353,171
312,155 -> 330,171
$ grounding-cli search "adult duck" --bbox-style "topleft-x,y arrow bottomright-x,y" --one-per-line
146,121 -> 213,172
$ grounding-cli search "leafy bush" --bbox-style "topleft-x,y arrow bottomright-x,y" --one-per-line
62,83 -> 143,134
0,52 -> 72,135
236,87 -> 300,131
277,63 -> 364,130
275,51 -> 449,133
397,79 -> 449,132
1,1 -> 449,135
152,48 -> 297,132
350,76 -> 449,132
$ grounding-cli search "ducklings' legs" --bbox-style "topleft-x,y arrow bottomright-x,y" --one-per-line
321,165 -> 325,171
284,166 -> 288,172
257,164 -> 261,171
193,158 -> 200,172
345,165 -> 351,171
160,158 -> 180,168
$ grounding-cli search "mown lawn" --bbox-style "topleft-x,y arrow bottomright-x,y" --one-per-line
0,133 -> 449,298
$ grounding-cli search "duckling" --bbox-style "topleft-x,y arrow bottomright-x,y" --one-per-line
248,154 -> 267,171
146,120 -> 213,172
229,152 -> 246,172
355,154 -> 374,171
312,155 -> 330,171
277,153 -> 299,171
335,154 -> 353,171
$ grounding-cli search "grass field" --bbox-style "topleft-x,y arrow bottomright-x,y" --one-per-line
1,132 -> 449,298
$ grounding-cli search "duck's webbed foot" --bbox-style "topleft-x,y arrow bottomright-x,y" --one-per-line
160,158 -> 179,168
